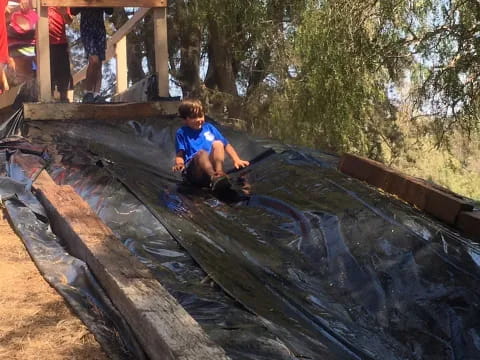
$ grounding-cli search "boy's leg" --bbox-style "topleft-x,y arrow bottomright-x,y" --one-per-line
208,141 -> 232,191
82,21 -> 106,100
85,55 -> 102,92
209,141 -> 226,175
50,43 -> 71,102
191,150 -> 215,178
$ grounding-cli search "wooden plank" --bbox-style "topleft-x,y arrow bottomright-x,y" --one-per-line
116,37 -> 128,93
339,152 -> 476,230
109,7 -> 150,46
424,188 -> 473,225
456,211 -> 480,240
33,173 -> 229,360
36,1 -> 52,102
23,101 -> 179,120
72,7 -> 150,86
41,0 -> 167,7
153,7 -> 169,97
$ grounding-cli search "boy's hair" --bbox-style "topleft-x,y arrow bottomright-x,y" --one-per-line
178,99 -> 205,119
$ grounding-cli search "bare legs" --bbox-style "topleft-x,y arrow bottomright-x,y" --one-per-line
209,140 -> 226,175
85,55 -> 102,93
190,141 -> 226,181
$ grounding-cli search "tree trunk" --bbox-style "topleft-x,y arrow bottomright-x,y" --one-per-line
204,20 -> 238,96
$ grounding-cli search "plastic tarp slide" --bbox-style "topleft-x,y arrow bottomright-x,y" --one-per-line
1,141 -> 146,360
19,116 -> 480,360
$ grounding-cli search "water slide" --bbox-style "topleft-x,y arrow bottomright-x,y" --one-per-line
2,112 -> 480,359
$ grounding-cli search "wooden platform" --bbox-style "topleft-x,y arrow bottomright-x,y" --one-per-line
32,170 -> 229,360
23,101 -> 179,121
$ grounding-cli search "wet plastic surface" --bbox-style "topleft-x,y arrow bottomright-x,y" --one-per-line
0,143 -> 146,359
3,114 -> 480,359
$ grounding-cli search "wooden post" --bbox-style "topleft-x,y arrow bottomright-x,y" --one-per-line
36,1 -> 52,102
153,7 -> 169,97
116,36 -> 128,93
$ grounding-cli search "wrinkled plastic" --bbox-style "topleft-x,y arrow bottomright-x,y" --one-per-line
1,146 -> 146,360
12,115 -> 480,359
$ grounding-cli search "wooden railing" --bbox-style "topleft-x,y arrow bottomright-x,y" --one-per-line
36,0 -> 168,102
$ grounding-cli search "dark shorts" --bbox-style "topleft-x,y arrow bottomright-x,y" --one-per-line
81,24 -> 106,61
50,43 -> 72,92
182,159 -> 211,187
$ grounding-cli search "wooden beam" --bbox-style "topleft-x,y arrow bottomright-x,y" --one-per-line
153,7 -> 169,97
23,101 -> 179,121
32,172 -> 229,360
41,0 -> 167,7
36,1 -> 51,102
116,37 -> 128,93
110,7 -> 151,46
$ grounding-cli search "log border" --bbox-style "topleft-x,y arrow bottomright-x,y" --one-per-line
339,153 -> 479,240
32,170 -> 229,360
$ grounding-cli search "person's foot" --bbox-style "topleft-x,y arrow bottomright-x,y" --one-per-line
82,92 -> 95,103
210,173 -> 231,192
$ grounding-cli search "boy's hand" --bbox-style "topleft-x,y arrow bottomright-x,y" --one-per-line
172,162 -> 185,172
233,159 -> 250,169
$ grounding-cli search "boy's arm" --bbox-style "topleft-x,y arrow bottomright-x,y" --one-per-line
58,7 -> 73,24
172,150 -> 185,172
225,144 -> 250,169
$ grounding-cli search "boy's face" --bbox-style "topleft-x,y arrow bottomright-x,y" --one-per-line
184,115 -> 205,130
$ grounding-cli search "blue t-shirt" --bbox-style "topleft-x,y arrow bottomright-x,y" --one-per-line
175,122 -> 229,162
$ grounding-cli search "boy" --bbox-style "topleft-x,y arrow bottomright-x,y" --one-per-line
48,6 -> 72,102
71,7 -> 113,103
172,99 -> 250,192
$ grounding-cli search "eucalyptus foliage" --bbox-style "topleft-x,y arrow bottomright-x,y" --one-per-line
67,0 -> 480,155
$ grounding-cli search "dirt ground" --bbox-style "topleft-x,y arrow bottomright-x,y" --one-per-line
0,208 -> 108,359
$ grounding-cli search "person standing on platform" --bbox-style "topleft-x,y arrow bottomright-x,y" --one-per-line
71,7 -> 113,103
48,6 -> 72,102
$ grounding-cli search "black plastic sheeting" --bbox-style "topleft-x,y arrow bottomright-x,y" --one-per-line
0,147 -> 146,359
4,114 -> 480,359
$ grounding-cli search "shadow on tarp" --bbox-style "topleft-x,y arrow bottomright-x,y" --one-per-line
10,114 -> 480,359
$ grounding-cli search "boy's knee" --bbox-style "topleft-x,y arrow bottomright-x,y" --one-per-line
88,55 -> 101,66
212,140 -> 224,148
195,150 -> 209,158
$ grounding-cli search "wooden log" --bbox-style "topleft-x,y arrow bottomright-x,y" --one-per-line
23,101 -> 179,121
456,211 -> 480,240
41,0 -> 167,7
339,152 -> 474,228
33,172 -> 229,360
423,188 -> 473,225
